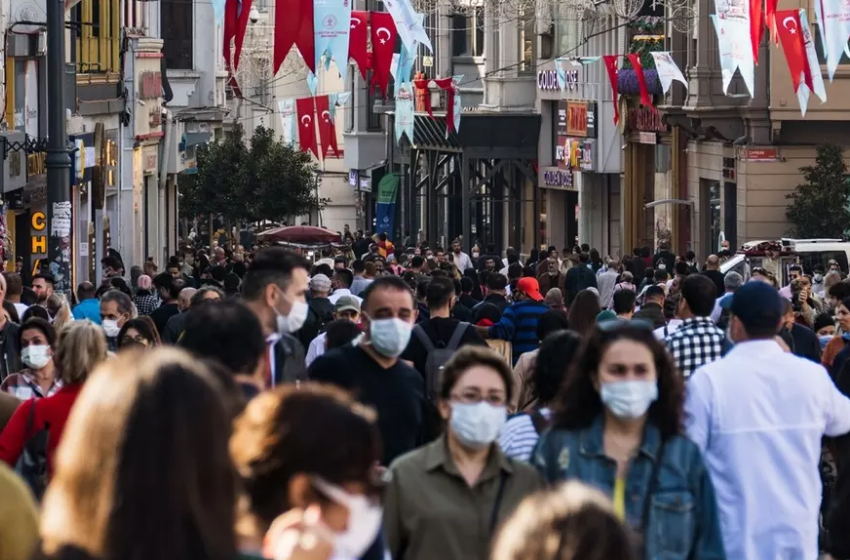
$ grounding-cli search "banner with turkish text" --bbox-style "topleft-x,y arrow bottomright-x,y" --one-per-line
381,0 -> 432,52
650,52 -> 688,93
375,174 -> 400,236
814,0 -> 850,80
395,82 -> 414,144
603,55 -> 619,125
800,10 -> 827,107
314,0 -> 352,81
349,11 -> 369,79
278,99 -> 297,147
712,0 -> 755,96
370,12 -> 398,97
296,97 -> 319,158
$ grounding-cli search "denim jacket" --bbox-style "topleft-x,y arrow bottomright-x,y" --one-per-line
531,415 -> 725,560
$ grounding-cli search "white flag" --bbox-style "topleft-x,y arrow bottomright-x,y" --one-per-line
278,99 -> 297,147
382,0 -> 432,52
711,0 -> 755,97
815,0 -> 850,81
800,9 -> 827,115
650,51 -> 688,93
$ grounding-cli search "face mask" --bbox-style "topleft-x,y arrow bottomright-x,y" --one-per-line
820,335 -> 834,350
600,380 -> 658,420
276,298 -> 309,334
311,478 -> 383,559
102,319 -> 121,338
472,252 -> 479,258
815,274 -> 824,283
21,345 -> 51,369
658,264 -> 667,271
367,317 -> 412,358
449,401 -> 507,449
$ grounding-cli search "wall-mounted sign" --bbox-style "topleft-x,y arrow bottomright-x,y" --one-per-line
537,69 -> 579,91
566,101 -> 597,138
741,148 -> 779,162
637,132 -> 657,145
557,105 -> 566,136
542,168 -> 574,189
564,138 -> 596,172
135,57 -> 163,141
142,145 -> 158,174
628,107 -> 667,133
30,210 -> 46,256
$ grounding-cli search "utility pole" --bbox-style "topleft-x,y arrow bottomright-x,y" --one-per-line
45,0 -> 73,294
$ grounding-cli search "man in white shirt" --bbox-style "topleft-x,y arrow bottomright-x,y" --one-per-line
305,295 -> 361,366
328,269 -> 363,305
450,239 -> 473,272
686,281 -> 850,560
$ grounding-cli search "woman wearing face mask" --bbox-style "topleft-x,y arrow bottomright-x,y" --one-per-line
1,318 -> 59,400
383,345 -> 542,560
531,323 -> 724,560
117,317 -> 161,351
230,383 -> 383,560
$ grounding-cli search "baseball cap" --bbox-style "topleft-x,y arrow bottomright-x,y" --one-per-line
516,277 -> 544,301
725,281 -> 782,332
310,274 -> 331,292
334,295 -> 361,314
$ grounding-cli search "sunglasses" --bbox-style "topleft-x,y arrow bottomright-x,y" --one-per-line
597,318 -> 656,332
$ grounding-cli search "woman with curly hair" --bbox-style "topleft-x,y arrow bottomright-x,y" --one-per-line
531,322 -> 724,559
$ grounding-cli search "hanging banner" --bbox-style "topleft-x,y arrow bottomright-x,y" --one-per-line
234,0 -> 254,69
554,58 -> 567,89
627,54 -> 654,111
328,91 -> 351,120
349,11 -> 369,79
370,12 -> 398,97
453,88 -> 462,133
212,0 -> 226,25
375,174 -> 400,236
395,82 -> 414,143
776,9 -> 827,115
603,55 -> 619,125
712,0 -> 755,97
278,99 -> 298,147
815,0 -> 850,80
767,0 -> 778,44
650,52 -> 688,93
275,0 -> 315,73
223,0 -> 238,68
314,0 -> 352,81
382,0 -> 432,52
391,41 -> 417,84
307,71 -> 319,96
296,97 -> 319,158
800,10 -> 827,106
315,95 -> 340,157
750,0 -> 763,63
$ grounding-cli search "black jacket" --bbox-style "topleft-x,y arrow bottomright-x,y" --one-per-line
633,302 -> 667,330
0,322 -> 21,380
272,333 -> 307,385
565,265 -> 598,306
297,297 -> 335,348
474,293 -> 510,314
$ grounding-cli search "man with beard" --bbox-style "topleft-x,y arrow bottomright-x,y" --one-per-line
31,274 -> 54,307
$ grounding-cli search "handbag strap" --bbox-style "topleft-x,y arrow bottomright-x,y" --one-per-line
24,399 -> 37,440
640,438 -> 668,546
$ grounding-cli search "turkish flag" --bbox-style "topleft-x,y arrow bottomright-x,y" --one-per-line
776,10 -> 812,93
766,0 -> 779,44
627,54 -> 655,112
223,0 -> 238,70
295,0 -> 315,73
296,97 -> 319,158
274,0 -> 306,73
350,11 -> 369,79
603,55 -> 619,125
370,12 -> 397,97
234,0 -> 254,70
315,95 -> 339,158
750,0 -> 763,63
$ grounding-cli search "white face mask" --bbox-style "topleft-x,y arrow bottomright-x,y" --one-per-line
472,252 -> 480,259
275,299 -> 309,334
600,380 -> 658,419
21,345 -> 51,370
449,401 -> 507,449
310,477 -> 383,558
102,319 -> 121,338
366,317 -> 412,358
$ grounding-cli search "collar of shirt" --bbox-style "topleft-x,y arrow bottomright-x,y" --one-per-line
424,434 -> 513,482
577,413 -> 663,461
333,288 -> 352,297
21,371 -> 62,395
726,338 -> 784,358
679,316 -> 718,329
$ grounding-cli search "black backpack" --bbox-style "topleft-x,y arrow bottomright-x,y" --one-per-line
21,401 -> 49,500
413,322 -> 469,402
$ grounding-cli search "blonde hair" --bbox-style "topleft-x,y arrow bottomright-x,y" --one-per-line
47,294 -> 73,331
492,482 -> 636,560
55,321 -> 108,384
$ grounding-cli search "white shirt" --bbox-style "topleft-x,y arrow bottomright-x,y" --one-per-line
306,332 -> 327,366
653,319 -> 683,340
685,340 -> 850,560
328,289 -> 363,305
453,251 -> 473,272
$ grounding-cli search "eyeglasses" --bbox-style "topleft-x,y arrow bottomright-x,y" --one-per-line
450,390 -> 506,406
597,318 -> 655,332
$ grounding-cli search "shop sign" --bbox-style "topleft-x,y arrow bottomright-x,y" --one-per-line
555,135 -> 568,168
741,148 -> 779,162
30,210 -> 46,256
537,69 -> 579,91
638,132 -> 657,145
566,101 -> 597,138
542,168 -> 574,188
628,107 -> 667,133
135,61 -> 163,141
557,105 -> 567,136
142,145 -> 158,174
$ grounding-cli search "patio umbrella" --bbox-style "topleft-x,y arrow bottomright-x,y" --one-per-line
256,225 -> 341,244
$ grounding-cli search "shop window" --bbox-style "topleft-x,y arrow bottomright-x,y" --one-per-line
452,9 -> 484,57
73,0 -> 120,75
555,7 -> 581,56
162,0 -> 194,70
366,71 -> 382,131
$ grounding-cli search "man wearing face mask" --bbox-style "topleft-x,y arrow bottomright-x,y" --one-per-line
309,275 -> 424,465
100,290 -> 134,352
242,248 -> 310,387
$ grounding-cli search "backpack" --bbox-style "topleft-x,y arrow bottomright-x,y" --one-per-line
308,299 -> 334,334
413,322 -> 469,402
21,401 -> 49,500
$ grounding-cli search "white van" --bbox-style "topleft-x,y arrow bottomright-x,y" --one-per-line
721,238 -> 850,286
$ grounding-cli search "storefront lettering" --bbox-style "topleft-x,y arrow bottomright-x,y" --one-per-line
543,169 -> 573,187
537,70 -> 579,91
31,211 -> 46,254
628,107 -> 667,133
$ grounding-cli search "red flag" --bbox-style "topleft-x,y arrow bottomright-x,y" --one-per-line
296,97 -> 319,158
234,0 -> 254,70
370,12 -> 397,97
223,0 -> 238,69
274,0 -> 305,74
775,9 -> 813,93
315,95 -> 340,158
603,55 -> 619,125
627,54 -> 655,112
750,0 -> 763,63
766,0 -> 778,44
349,11 -> 369,79
295,0 -> 315,73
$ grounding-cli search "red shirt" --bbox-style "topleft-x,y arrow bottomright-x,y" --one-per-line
0,384 -> 83,473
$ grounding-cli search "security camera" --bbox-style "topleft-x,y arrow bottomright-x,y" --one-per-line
249,7 -> 260,23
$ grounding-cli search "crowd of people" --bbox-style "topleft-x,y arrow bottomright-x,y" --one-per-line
2,230 -> 850,560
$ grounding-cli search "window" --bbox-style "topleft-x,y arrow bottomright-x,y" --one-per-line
366,71 -> 382,131
518,10 -> 535,73
73,0 -> 120,74
162,0 -> 194,70
555,5 -> 581,56
452,9 -> 484,57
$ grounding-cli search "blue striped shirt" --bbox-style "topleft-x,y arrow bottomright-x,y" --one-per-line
499,408 -> 552,462
488,300 -> 550,363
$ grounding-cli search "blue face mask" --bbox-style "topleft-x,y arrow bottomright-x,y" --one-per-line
820,335 -> 834,350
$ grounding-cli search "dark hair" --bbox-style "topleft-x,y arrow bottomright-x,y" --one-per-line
664,293 -> 681,320
155,273 -> 182,300
460,276 -> 474,294
681,274 -> 717,317
118,317 -> 162,348
210,265 -> 228,283
568,290 -> 601,338
352,259 -> 366,273
109,277 -> 133,297
76,281 -> 96,301
579,253 -> 590,264
22,305 -> 50,322
644,268 -> 655,281
439,345 -> 514,405
229,384 -> 381,531
537,309 -> 569,341
325,320 -> 362,351
3,272 -> 22,296
19,317 -> 57,349
241,248 -> 310,301
2,300 -> 18,324
612,290 -> 636,315
334,268 -> 354,288
654,268 -> 669,283
427,277 -> 455,309
361,275 -> 412,311
674,261 -> 690,276
487,272 -> 507,291
814,312 -> 835,332
644,285 -> 666,302
179,301 -> 265,376
790,264 -> 803,273
685,250 -> 696,261
33,273 -> 55,286
552,325 -> 684,439
507,263 -> 523,280
313,263 -> 333,278
829,281 -> 850,301
190,286 -> 225,308
527,330 -> 582,407
473,302 -> 503,324
411,256 -> 424,268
